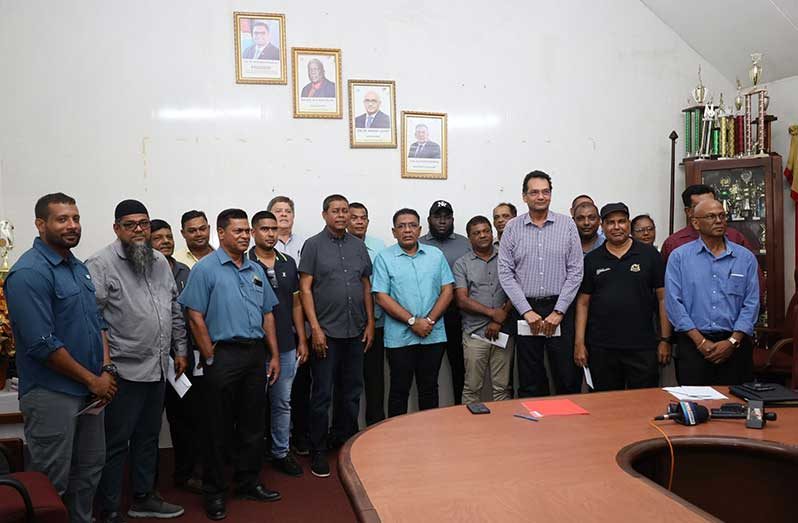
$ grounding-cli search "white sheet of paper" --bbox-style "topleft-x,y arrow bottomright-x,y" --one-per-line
167,357 -> 192,398
75,398 -> 105,416
470,332 -> 509,349
517,320 -> 560,337
662,386 -> 727,401
584,367 -> 595,389
192,350 -> 203,377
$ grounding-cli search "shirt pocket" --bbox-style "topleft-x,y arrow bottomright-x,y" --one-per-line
54,279 -> 80,300
727,274 -> 746,296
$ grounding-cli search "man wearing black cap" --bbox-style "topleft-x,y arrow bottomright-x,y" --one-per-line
420,200 -> 470,404
87,200 -> 187,522
574,203 -> 671,391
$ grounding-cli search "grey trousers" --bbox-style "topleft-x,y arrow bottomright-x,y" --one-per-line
19,387 -> 106,523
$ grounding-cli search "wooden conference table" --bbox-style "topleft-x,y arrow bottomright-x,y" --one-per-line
339,388 -> 798,522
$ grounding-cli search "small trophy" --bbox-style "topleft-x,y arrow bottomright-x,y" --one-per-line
749,53 -> 763,86
692,65 -> 707,104
0,220 -> 14,278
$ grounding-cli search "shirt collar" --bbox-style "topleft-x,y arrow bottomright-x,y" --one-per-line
522,211 -> 555,226
215,247 -> 253,269
395,242 -> 426,257
323,228 -> 349,242
248,247 -> 287,264
695,236 -> 735,258
111,239 -> 127,260
32,237 -> 72,266
469,246 -> 497,261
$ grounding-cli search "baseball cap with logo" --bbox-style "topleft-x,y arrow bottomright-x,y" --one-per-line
429,200 -> 454,215
599,202 -> 630,220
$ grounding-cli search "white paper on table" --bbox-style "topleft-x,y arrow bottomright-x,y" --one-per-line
192,350 -> 203,377
517,320 -> 561,337
167,357 -> 192,398
75,398 -> 105,416
662,386 -> 727,401
470,332 -> 509,349
584,367 -> 595,389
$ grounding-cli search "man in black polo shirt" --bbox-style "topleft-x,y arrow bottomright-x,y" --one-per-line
250,211 -> 309,477
574,203 -> 672,391
299,194 -> 374,478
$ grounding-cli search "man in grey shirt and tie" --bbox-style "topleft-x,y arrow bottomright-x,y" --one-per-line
498,171 -> 583,397
87,200 -> 187,522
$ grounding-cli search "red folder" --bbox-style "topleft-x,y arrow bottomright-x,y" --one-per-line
521,399 -> 589,417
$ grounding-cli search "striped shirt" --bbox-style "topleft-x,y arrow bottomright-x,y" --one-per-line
498,211 -> 584,315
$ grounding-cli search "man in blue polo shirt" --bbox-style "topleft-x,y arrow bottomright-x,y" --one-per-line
4,193 -> 117,523
372,208 -> 454,417
179,208 -> 282,521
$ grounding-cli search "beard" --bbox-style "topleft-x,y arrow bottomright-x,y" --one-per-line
122,240 -> 155,275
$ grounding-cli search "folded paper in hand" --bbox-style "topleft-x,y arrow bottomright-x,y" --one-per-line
517,320 -> 560,337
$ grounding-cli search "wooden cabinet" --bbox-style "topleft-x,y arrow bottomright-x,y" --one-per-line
683,154 -> 784,332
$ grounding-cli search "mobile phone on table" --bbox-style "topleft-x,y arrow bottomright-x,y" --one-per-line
467,403 -> 491,415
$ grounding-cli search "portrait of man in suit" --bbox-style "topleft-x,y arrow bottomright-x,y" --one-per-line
301,58 -> 336,98
408,124 -> 441,159
241,20 -> 280,61
354,91 -> 390,129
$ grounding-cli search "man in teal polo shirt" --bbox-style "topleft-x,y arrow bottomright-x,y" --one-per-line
179,208 -> 281,521
372,208 -> 454,417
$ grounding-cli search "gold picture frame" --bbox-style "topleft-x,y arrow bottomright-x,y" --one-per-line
292,47 -> 342,119
233,12 -> 287,84
401,111 -> 447,179
348,80 -> 397,148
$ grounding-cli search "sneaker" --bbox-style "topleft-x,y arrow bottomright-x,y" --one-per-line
273,454 -> 303,477
127,493 -> 185,519
291,436 -> 310,456
311,452 -> 330,478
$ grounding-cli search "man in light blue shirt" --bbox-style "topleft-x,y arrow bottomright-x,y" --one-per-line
372,208 -> 453,417
665,199 -> 759,386
348,202 -> 387,425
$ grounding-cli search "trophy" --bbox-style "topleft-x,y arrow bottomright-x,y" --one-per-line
744,53 -> 769,156
749,53 -> 763,86
718,176 -> 732,213
0,220 -> 13,278
692,65 -> 707,104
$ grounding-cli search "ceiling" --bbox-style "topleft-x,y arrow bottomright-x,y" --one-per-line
641,0 -> 798,85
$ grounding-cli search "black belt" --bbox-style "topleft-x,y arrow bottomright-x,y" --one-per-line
217,337 -> 263,346
527,296 -> 558,304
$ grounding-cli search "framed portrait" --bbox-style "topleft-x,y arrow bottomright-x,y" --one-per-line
292,48 -> 342,118
401,111 -> 447,179
348,80 -> 397,148
234,12 -> 287,84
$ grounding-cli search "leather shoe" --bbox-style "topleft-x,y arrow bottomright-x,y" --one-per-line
234,483 -> 281,502
204,497 -> 226,521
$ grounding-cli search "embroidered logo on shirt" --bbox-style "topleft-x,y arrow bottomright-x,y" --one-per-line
596,268 -> 611,275
630,264 -> 641,273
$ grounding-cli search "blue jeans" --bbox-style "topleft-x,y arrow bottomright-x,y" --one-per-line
267,349 -> 297,459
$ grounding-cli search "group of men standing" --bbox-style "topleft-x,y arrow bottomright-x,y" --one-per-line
4,169 -> 761,522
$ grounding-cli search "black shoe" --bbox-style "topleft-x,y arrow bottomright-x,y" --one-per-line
204,497 -> 226,521
311,452 -> 330,478
234,483 -> 281,502
174,476 -> 203,495
273,454 -> 303,477
291,436 -> 310,456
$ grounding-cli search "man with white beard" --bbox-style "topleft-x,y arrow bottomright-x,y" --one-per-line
87,199 -> 188,523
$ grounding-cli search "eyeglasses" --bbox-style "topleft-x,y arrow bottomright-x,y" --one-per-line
119,219 -> 151,231
526,189 -> 551,197
633,226 -> 656,233
694,213 -> 727,222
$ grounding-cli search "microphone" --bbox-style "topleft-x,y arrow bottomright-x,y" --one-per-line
654,401 -> 710,426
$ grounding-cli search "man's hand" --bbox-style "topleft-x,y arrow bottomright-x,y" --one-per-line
706,340 -> 734,364
541,311 -> 564,337
311,326 -> 328,358
362,322 -> 375,352
411,318 -> 434,338
698,340 -> 717,360
267,357 -> 280,385
174,355 -> 188,378
89,372 -> 117,402
522,310 -> 543,335
296,341 -> 309,365
574,342 -> 588,368
484,321 -> 502,341
657,341 -> 672,366
490,308 -> 508,325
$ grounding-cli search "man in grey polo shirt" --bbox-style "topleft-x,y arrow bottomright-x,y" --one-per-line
421,200 -> 471,405
299,194 -> 374,478
87,200 -> 187,522
454,216 -> 514,403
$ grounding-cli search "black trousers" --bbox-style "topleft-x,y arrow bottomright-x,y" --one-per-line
363,327 -> 385,426
444,308 -> 465,405
513,297 -> 580,397
202,341 -> 267,499
386,343 -> 445,417
309,336 -> 364,452
588,347 -> 659,392
163,372 -> 202,482
675,332 -> 753,386
290,338 -> 312,446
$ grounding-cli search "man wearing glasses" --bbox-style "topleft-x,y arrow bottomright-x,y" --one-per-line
665,199 -> 759,386
242,20 -> 280,61
498,171 -> 583,397
87,200 -> 187,522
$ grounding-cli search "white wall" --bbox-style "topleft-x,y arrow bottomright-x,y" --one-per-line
765,75 -> 798,302
0,0 -> 734,266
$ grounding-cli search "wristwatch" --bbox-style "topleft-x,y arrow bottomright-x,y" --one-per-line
659,337 -> 672,344
102,364 -> 119,378
407,316 -> 416,326
727,337 -> 741,348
